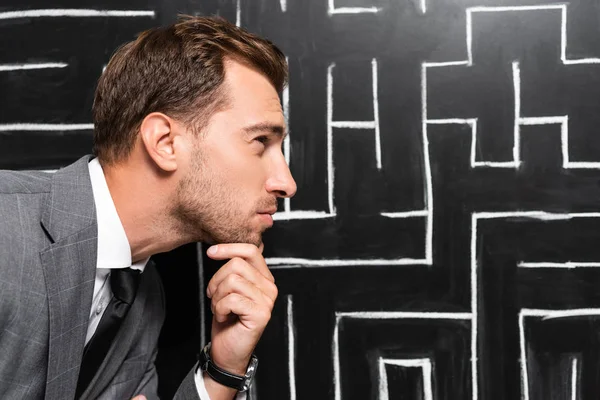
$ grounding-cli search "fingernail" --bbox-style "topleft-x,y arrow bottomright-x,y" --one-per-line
206,287 -> 212,298
207,245 -> 218,255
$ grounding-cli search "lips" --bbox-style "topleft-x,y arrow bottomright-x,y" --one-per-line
257,212 -> 274,227
258,208 -> 277,215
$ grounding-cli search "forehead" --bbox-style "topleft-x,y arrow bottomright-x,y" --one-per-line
220,59 -> 284,123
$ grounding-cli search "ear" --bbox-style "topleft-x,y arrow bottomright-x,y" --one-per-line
139,112 -> 179,172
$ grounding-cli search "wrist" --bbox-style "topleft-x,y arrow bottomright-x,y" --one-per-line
203,372 -> 238,399
210,350 -> 251,376
197,342 -> 258,393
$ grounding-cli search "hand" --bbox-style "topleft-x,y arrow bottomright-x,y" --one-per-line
206,243 -> 277,375
131,396 -> 146,400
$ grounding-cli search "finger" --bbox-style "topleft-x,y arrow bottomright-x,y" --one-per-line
207,243 -> 273,282
213,293 -> 271,328
131,396 -> 146,400
210,273 -> 274,314
207,258 -> 278,302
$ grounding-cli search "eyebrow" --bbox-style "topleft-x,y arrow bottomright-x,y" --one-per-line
242,122 -> 287,139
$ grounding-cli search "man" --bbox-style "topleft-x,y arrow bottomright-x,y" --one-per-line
0,15 -> 296,400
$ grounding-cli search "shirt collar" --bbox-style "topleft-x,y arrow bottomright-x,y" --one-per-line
88,157 -> 148,272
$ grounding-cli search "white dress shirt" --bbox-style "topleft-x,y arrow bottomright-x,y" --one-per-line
87,157 -> 246,400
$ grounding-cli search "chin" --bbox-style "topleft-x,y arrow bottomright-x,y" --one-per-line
247,235 -> 262,247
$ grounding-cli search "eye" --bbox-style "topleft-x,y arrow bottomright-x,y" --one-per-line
254,135 -> 270,145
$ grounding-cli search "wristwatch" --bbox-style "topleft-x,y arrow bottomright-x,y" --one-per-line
197,342 -> 259,392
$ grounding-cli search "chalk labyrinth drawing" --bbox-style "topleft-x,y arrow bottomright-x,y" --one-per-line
325,5 -> 600,400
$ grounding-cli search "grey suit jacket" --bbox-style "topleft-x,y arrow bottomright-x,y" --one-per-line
0,156 -> 200,400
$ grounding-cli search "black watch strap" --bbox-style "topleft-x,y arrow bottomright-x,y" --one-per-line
197,342 -> 258,392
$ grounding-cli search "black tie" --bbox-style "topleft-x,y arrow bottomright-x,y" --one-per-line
75,268 -> 141,398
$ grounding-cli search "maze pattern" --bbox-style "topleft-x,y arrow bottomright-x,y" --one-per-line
4,0 -> 600,399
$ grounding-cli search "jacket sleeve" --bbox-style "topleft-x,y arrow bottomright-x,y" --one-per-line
173,366 -> 202,400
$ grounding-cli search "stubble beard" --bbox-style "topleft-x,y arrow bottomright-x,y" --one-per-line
173,156 -> 262,246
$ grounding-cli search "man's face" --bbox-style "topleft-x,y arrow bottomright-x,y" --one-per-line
174,59 -> 296,246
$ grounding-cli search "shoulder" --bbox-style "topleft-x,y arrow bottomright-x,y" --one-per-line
0,169 -> 52,195
0,170 -> 51,229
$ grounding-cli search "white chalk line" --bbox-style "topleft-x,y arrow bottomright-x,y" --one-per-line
327,63 -> 336,215
512,62 -> 521,166
426,118 -> 475,125
571,357 -> 578,400
283,62 -> 291,213
470,214 -> 479,400
423,61 -> 470,68
330,121 -> 376,129
287,295 -> 296,400
328,2 -> 380,15
378,358 -> 390,400
0,9 -> 155,19
519,116 -> 566,125
378,358 -> 433,400
0,123 -> 94,131
0,63 -> 67,71
381,210 -> 429,218
421,65 -> 434,266
476,211 -> 600,221
337,311 -> 472,319
518,310 -> 529,400
272,210 -> 334,220
372,59 -> 382,170
469,5 -> 564,13
333,321 -> 342,400
382,358 -> 431,368
519,262 -> 600,269
266,258 -> 431,267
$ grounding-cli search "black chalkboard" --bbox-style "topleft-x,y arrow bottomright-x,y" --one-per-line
3,0 -> 600,399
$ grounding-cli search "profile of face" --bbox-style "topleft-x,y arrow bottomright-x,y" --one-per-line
174,59 -> 296,246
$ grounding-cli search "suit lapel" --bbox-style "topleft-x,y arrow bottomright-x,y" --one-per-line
40,156 -> 98,400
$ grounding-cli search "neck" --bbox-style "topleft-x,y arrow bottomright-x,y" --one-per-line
102,160 -> 194,263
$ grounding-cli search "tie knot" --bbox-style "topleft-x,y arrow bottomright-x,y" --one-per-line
110,268 -> 141,305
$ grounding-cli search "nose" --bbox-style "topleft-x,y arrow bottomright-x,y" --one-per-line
266,155 -> 297,198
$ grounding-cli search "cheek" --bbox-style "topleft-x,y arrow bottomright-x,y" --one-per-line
228,158 -> 267,188
206,143 -> 268,192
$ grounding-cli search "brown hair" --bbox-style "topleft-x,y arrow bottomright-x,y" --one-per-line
92,15 -> 288,164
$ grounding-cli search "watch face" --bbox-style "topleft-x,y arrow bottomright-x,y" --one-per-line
199,344 -> 211,371
241,355 -> 259,392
